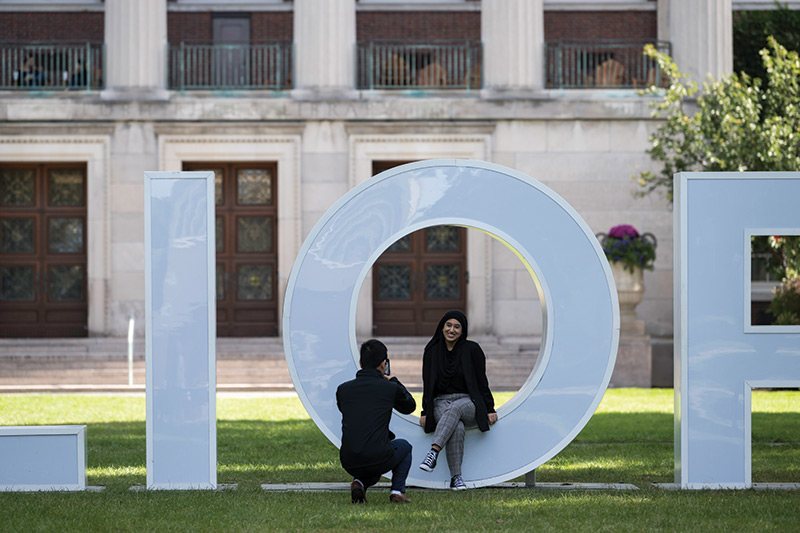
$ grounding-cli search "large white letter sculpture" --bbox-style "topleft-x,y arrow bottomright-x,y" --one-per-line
283,160 -> 619,489
144,171 -> 217,490
675,172 -> 800,488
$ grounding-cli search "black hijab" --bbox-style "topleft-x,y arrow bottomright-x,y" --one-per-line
425,310 -> 469,386
425,309 -> 468,352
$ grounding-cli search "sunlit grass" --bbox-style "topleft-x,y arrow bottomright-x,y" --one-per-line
0,390 -> 798,532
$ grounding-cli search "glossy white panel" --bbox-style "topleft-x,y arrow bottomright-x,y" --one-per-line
675,172 -> 800,488
144,171 -> 216,490
0,426 -> 86,492
283,160 -> 619,489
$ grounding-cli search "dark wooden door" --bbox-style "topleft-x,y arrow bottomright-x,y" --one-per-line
0,164 -> 88,337
184,162 -> 278,337
373,226 -> 467,336
371,161 -> 467,336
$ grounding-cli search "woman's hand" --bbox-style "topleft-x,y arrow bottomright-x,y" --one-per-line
419,415 -> 426,428
488,412 -> 498,425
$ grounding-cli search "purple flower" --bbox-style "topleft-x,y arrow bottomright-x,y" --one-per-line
608,224 -> 640,239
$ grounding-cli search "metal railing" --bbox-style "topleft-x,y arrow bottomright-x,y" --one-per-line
169,42 -> 293,90
545,39 -> 671,89
357,40 -> 482,90
0,41 -> 104,91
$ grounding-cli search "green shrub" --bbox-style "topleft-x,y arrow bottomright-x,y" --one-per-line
734,1 -> 800,81
768,276 -> 800,325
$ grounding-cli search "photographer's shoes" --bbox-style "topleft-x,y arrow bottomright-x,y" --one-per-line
350,479 -> 366,503
419,449 -> 439,472
390,492 -> 412,503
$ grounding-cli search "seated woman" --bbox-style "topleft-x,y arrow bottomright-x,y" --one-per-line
418,310 -> 497,490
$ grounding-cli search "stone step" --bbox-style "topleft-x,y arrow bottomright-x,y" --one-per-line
0,354 -> 539,393
0,336 -> 542,393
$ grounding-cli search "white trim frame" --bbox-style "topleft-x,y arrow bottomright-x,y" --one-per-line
744,229 -> 800,333
743,380 -> 800,489
159,134 -> 302,335
348,133 -> 492,336
0,425 -> 87,492
0,135 -> 111,336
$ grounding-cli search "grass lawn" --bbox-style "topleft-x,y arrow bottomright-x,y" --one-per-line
0,389 -> 798,531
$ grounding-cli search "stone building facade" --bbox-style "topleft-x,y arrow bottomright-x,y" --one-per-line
0,0 -> 765,341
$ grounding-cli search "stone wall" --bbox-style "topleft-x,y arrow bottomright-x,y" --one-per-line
0,94 -> 672,338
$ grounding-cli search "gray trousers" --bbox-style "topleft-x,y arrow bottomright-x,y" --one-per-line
432,393 -> 476,477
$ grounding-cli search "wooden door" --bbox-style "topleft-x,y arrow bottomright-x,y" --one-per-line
0,164 -> 88,337
373,226 -> 467,336
371,161 -> 467,336
184,162 -> 278,337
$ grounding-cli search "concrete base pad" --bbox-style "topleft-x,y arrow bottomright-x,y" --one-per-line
129,483 -> 238,491
654,482 -> 800,490
261,481 -> 639,491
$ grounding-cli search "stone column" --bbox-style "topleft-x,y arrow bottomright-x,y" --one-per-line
294,0 -> 356,94
669,0 -> 732,84
481,0 -> 544,93
103,0 -> 168,99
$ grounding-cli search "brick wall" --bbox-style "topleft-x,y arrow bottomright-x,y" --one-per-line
168,12 -> 292,44
167,13 -> 212,43
252,12 -> 292,42
545,11 -> 657,41
357,11 -> 480,41
0,12 -> 103,41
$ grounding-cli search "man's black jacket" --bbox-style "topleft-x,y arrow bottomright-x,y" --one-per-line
336,368 -> 416,472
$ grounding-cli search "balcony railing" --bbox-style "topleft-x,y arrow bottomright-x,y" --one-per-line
0,41 -> 104,90
169,42 -> 293,91
545,39 -> 671,89
357,40 -> 482,90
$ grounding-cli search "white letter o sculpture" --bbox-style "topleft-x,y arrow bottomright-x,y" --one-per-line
283,160 -> 619,489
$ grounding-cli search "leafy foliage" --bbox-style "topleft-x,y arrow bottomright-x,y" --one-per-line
734,1 -> 800,81
769,276 -> 800,325
636,37 -> 800,202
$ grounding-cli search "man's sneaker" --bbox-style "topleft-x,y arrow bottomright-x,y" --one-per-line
450,475 -> 467,491
419,449 -> 438,472
350,480 -> 366,503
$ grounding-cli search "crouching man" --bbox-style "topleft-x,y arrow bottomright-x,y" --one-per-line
336,339 -> 416,503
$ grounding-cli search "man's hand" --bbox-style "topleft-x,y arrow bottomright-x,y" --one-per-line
488,412 -> 498,425
419,415 -> 426,428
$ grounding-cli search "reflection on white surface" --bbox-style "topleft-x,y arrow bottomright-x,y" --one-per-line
676,172 -> 800,488
283,160 -> 619,489
145,172 -> 216,490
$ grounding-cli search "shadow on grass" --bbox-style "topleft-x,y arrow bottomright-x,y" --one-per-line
85,411 -> 800,489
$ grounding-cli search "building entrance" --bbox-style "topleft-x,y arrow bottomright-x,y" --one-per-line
184,162 -> 278,337
0,164 -> 88,337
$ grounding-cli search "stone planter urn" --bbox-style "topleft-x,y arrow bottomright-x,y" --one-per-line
610,261 -> 646,335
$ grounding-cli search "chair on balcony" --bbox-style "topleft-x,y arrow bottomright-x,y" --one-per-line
379,54 -> 410,87
592,58 -> 625,87
417,62 -> 447,87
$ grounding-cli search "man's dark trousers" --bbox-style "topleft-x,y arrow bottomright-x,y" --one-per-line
345,438 -> 412,493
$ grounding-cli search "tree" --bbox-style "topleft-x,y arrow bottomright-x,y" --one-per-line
636,37 -> 800,202
734,1 -> 800,82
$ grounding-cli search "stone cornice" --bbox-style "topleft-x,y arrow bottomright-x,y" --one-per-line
0,93 -> 658,122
